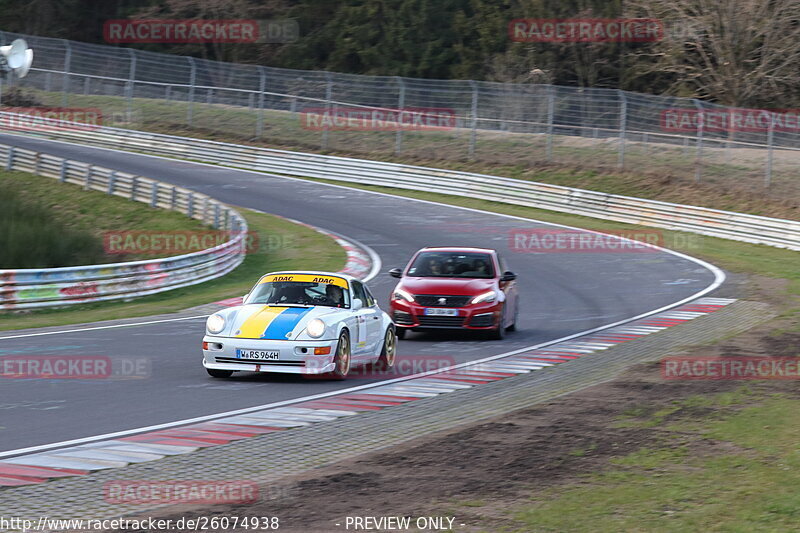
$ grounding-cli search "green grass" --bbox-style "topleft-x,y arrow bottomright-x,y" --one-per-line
0,207 -> 346,331
508,394 -> 800,532
0,168 -> 212,264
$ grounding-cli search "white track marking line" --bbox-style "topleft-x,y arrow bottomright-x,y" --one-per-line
0,315 -> 209,341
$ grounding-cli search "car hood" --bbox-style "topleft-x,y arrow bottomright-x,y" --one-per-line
216,304 -> 343,340
398,277 -> 496,296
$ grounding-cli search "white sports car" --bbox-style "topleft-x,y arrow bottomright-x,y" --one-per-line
202,271 -> 396,379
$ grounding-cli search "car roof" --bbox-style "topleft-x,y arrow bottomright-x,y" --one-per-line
259,270 -> 359,283
418,247 -> 496,254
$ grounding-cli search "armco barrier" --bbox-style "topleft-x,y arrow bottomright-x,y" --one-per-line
1,114 -> 797,252
0,141 -> 248,310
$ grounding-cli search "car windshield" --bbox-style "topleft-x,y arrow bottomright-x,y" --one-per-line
407,252 -> 495,278
246,280 -> 351,308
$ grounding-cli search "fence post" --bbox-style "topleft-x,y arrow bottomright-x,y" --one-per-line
150,183 -> 158,207
546,85 -> 555,161
126,48 -> 137,119
618,91 -> 627,168
61,40 -> 72,108
59,159 -> 67,182
130,176 -> 137,200
188,192 -> 195,218
84,165 -> 92,190
322,72 -> 332,150
693,99 -> 705,182
255,67 -> 267,139
765,111 -> 774,188
107,171 -> 116,195
469,80 -> 479,159
395,77 -> 405,155
187,57 -> 196,127
213,204 -> 220,229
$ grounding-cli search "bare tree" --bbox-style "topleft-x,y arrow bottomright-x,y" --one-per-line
627,0 -> 800,107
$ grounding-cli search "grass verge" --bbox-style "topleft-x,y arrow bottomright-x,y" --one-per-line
0,207 -> 346,331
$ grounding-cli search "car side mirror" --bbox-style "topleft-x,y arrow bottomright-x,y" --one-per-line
352,298 -> 364,310
501,271 -> 517,282
388,268 -> 402,278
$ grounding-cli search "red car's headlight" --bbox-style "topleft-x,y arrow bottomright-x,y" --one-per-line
392,289 -> 415,302
471,291 -> 497,304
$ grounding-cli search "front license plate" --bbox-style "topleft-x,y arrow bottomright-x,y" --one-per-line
424,308 -> 459,316
236,349 -> 280,360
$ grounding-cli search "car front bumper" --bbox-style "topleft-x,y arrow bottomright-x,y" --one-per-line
202,336 -> 339,374
389,300 -> 502,330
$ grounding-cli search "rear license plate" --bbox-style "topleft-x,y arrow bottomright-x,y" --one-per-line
424,308 -> 459,316
236,349 -> 280,360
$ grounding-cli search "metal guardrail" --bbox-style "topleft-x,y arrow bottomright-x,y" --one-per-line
0,140 -> 248,310
2,114 -> 797,252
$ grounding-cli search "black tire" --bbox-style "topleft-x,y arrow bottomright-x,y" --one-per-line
373,328 -> 397,372
327,330 -> 351,380
207,369 -> 234,378
395,327 -> 407,340
506,301 -> 518,332
487,307 -> 506,340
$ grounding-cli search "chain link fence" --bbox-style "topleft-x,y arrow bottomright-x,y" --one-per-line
1,30 -> 798,197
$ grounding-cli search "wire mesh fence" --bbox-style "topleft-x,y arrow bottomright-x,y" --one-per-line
1,30 -> 799,197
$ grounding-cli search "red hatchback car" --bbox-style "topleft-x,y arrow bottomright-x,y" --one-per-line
388,247 -> 518,339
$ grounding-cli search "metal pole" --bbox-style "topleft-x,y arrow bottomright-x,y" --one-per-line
395,77 -> 405,155
618,91 -> 627,168
693,100 -> 705,182
469,80 -> 479,159
765,111 -> 774,188
126,49 -> 136,119
187,57 -> 196,127
546,85 -> 555,161
322,72 -> 332,151
255,67 -> 266,139
61,40 -> 72,108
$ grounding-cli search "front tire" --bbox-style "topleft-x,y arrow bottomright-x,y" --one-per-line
207,369 -> 234,378
328,330 -> 351,380
487,307 -> 506,340
373,328 -> 397,372
506,301 -> 518,332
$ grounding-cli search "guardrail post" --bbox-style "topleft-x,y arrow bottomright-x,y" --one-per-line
150,183 -> 158,207
469,80 -> 479,159
126,49 -> 137,120
322,72 -> 333,150
693,99 -> 705,182
61,40 -> 71,108
213,204 -> 220,229
171,186 -> 177,210
618,91 -> 627,168
165,85 -> 171,101
107,171 -> 116,195
130,176 -> 137,200
204,197 -> 210,224
395,77 -> 405,155
34,153 -> 41,175
188,192 -> 195,218
546,85 -> 555,162
83,76 -> 90,95
59,160 -> 67,182
84,165 -> 93,190
187,57 -> 197,127
5,147 -> 14,170
765,111 -> 774,188
255,67 -> 267,139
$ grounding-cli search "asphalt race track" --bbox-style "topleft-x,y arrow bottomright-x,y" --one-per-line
0,132 -> 724,455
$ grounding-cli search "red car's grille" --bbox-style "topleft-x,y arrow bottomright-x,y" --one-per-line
415,295 -> 472,307
417,315 -> 466,327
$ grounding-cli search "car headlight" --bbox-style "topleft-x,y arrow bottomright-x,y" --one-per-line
392,289 -> 415,302
306,318 -> 326,338
471,291 -> 497,304
206,313 -> 226,334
